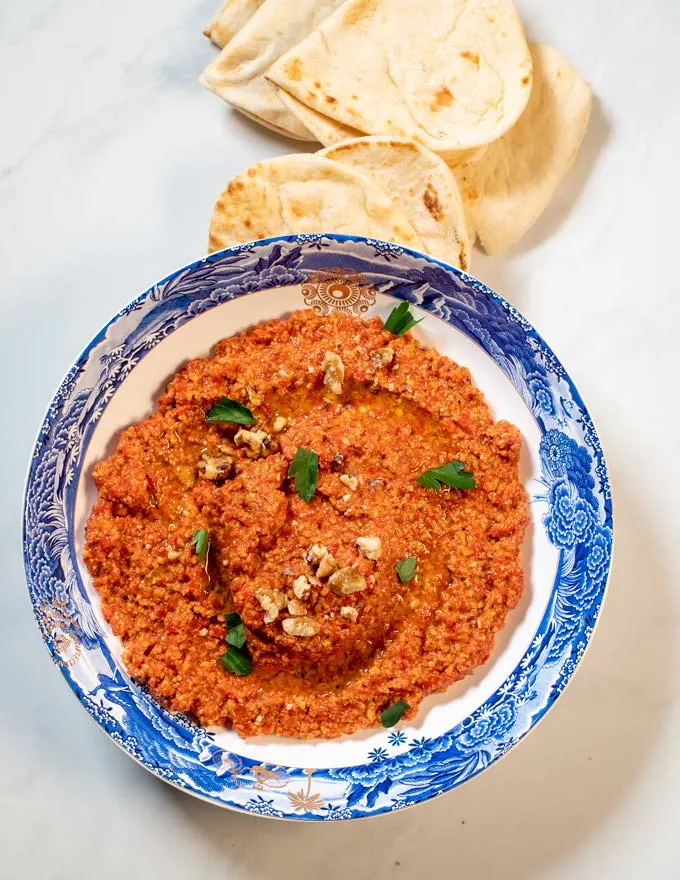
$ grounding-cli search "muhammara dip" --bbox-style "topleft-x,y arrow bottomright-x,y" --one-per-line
84,309 -> 527,738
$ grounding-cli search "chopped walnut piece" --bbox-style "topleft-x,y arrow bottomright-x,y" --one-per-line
282,617 -> 320,637
316,552 -> 338,578
340,606 -> 358,622
197,449 -> 234,482
305,544 -> 328,565
262,606 -> 278,625
339,474 -> 358,491
356,535 -> 382,561
304,543 -> 338,578
255,587 -> 287,624
246,386 -> 262,406
292,575 -> 311,600
287,598 -> 307,616
329,567 -> 366,596
234,429 -> 270,458
321,352 -> 345,395
370,347 -> 395,368
271,415 -> 288,433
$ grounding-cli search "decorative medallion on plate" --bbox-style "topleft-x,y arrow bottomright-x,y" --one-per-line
301,268 -> 375,315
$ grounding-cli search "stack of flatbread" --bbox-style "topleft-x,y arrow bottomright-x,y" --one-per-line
202,0 -> 592,265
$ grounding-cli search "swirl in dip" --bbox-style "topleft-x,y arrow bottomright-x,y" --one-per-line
84,310 -> 527,738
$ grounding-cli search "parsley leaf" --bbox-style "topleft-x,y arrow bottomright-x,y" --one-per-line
192,528 -> 210,563
225,612 -> 246,649
395,556 -> 417,584
383,301 -> 423,336
381,700 -> 410,728
220,646 -> 252,676
416,460 -> 476,491
287,447 -> 319,503
220,612 -> 252,675
206,397 -> 256,425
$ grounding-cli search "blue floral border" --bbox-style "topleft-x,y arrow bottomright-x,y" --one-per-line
23,235 -> 613,820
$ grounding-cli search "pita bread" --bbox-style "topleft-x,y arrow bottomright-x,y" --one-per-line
455,43 -> 592,255
203,0 -> 266,49
267,0 -> 533,156
208,154 -> 425,253
276,84 -> 493,173
201,0 -> 348,141
445,146 -> 488,244
275,87 -> 361,145
321,137 -> 471,269
202,75 -> 314,141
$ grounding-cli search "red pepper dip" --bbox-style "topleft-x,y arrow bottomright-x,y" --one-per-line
84,309 -> 528,738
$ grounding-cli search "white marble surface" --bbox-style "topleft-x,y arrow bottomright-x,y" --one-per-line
1,0 -> 679,876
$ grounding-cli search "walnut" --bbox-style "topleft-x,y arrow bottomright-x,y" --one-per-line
316,552 -> 338,578
305,544 -> 328,565
340,606 -> 358,622
292,575 -> 311,600
356,535 -> 382,561
246,386 -> 262,406
197,449 -> 234,482
339,474 -> 358,491
255,587 -> 287,624
271,415 -> 288,433
370,347 -> 395,368
234,429 -> 270,458
321,352 -> 345,395
329,567 -> 366,596
287,598 -> 307,616
305,544 -> 337,578
282,617 -> 320,637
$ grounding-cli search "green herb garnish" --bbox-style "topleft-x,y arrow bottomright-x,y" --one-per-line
192,528 -> 210,563
383,301 -> 423,336
220,612 -> 252,676
206,397 -> 256,425
287,447 -> 319,503
395,556 -> 417,584
416,460 -> 476,491
225,612 -> 246,649
221,646 -> 252,676
381,700 -> 410,728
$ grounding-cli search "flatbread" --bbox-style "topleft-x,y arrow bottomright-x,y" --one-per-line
202,75 -> 314,141
454,43 -> 592,255
277,85 -> 492,171
203,0 -> 266,49
200,0 -> 348,141
275,87 -> 361,146
208,154 -> 426,253
320,137 -> 471,269
267,0 -> 533,156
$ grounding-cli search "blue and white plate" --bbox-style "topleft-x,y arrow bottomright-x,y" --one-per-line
23,235 -> 613,820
